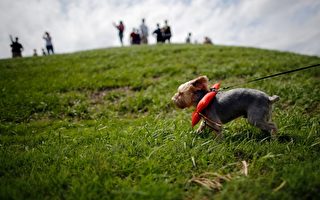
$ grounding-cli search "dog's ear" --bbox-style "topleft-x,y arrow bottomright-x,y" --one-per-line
191,76 -> 209,90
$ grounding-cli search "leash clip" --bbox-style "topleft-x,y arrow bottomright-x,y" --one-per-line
210,87 -> 219,92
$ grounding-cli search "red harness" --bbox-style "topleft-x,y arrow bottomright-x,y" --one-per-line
191,82 -> 220,127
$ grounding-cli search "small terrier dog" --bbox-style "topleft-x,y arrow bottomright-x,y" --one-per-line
172,76 -> 279,137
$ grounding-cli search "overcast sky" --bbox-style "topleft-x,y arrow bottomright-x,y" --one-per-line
1,0 -> 319,59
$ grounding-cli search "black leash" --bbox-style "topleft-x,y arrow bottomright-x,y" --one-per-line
222,63 -> 320,90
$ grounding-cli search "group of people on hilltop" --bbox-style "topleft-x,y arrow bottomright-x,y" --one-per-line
114,19 -> 213,46
10,20 -> 212,58
9,32 -> 55,58
113,19 -> 172,46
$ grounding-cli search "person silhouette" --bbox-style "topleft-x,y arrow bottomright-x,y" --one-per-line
10,35 -> 23,58
130,28 -> 141,45
113,21 -> 125,46
43,32 -> 54,54
153,23 -> 163,43
33,49 -> 38,57
203,36 -> 213,44
140,18 -> 149,44
186,32 -> 192,43
162,20 -> 172,43
42,48 -> 47,56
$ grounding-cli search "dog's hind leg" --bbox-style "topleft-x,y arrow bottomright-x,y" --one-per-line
248,117 -> 277,137
254,121 -> 277,133
247,107 -> 277,138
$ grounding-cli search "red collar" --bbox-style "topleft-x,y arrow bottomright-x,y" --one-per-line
192,82 -> 220,127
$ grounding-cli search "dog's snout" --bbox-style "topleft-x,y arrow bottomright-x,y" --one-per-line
172,93 -> 179,101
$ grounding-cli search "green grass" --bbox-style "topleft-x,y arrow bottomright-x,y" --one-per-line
0,44 -> 319,199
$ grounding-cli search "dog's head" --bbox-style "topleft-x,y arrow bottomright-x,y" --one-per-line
171,76 -> 209,109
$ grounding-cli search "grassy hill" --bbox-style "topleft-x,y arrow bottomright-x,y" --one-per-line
0,44 -> 319,199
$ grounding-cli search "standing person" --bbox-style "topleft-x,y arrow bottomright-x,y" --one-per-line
203,36 -> 213,44
42,48 -> 47,56
43,32 -> 54,55
153,23 -> 163,43
186,32 -> 192,43
130,28 -> 141,45
140,18 -> 149,44
33,49 -> 38,57
113,21 -> 125,46
162,20 -> 172,43
9,35 -> 23,58
130,28 -> 135,45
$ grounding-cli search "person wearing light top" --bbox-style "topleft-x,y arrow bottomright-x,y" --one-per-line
140,18 -> 149,44
43,32 -> 54,55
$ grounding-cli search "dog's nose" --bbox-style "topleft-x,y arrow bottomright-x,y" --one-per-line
171,94 -> 178,101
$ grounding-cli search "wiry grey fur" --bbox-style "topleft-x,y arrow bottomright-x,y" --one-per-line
172,76 -> 280,137
202,88 -> 279,134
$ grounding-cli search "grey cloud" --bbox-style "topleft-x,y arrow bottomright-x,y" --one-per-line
0,0 -> 319,58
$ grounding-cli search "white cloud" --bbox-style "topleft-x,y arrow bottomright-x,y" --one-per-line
0,0 -> 319,59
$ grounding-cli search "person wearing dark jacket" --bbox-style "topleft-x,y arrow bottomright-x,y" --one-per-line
153,23 -> 163,43
162,20 -> 172,43
10,36 -> 23,58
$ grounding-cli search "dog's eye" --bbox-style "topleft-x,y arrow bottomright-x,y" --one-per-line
179,92 -> 183,96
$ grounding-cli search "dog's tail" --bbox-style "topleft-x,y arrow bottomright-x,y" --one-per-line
269,95 -> 280,103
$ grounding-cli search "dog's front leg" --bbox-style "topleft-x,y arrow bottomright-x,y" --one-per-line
206,121 -> 223,139
196,121 -> 206,134
214,127 -> 223,139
